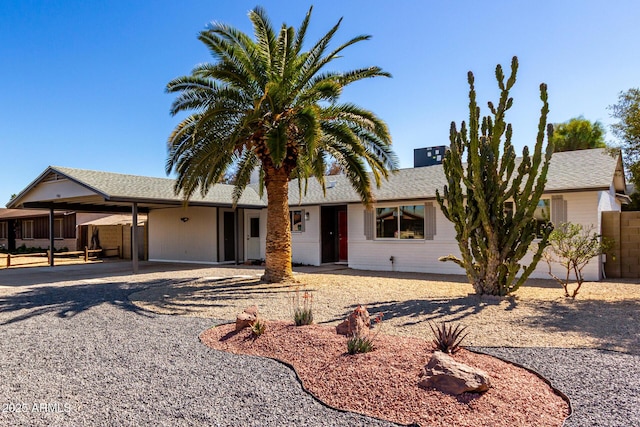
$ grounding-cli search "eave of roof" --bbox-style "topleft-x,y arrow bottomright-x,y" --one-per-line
6,148 -> 624,211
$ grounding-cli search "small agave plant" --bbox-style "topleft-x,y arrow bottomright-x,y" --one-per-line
251,319 -> 266,337
429,321 -> 468,354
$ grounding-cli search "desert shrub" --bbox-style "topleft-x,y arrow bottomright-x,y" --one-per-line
291,287 -> 314,326
542,222 -> 612,298
346,312 -> 384,354
251,319 -> 266,337
347,334 -> 375,354
429,321 -> 468,354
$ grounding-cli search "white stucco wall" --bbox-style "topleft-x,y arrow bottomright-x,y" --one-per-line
148,207 -> 217,263
20,179 -> 96,203
290,205 -> 321,266
347,191 -> 607,281
348,201 -> 462,275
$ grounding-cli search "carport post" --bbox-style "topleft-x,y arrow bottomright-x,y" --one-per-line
132,202 -> 138,274
49,208 -> 55,267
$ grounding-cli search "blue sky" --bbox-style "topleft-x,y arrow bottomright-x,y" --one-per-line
1,0 -> 639,205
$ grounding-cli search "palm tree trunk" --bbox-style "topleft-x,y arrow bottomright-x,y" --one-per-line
262,165 -> 295,283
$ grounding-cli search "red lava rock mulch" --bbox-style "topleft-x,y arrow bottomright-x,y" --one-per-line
200,321 -> 569,426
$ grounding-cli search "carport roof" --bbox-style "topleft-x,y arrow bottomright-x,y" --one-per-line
7,166 -> 266,212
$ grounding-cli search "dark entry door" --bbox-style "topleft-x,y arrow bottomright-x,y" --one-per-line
321,206 -> 336,263
321,206 -> 347,263
223,211 -> 235,261
338,210 -> 348,262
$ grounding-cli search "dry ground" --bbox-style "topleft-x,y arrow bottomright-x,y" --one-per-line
0,254 -> 101,269
130,268 -> 640,354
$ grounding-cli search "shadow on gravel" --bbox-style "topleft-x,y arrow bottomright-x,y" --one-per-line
522,298 -> 640,354
328,295 -> 518,325
0,278 -> 197,325
128,277 -> 296,314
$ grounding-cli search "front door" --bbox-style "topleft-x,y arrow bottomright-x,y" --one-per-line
338,210 -> 348,262
321,205 -> 347,263
223,211 -> 236,261
247,214 -> 260,260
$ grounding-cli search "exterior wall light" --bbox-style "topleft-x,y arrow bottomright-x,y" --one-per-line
180,217 -> 189,223
305,212 -> 310,221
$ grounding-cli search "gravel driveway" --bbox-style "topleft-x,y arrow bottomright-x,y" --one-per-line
0,278 -> 394,426
0,263 -> 638,426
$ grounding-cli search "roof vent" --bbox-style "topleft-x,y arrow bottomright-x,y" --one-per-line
43,172 -> 62,182
327,180 -> 337,189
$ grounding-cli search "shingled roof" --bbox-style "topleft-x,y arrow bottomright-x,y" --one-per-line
8,148 -> 624,210
9,166 -> 265,209
289,148 -> 625,205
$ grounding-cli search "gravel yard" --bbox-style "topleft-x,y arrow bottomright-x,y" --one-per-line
130,266 -> 640,354
0,262 -> 638,426
0,271 -> 393,426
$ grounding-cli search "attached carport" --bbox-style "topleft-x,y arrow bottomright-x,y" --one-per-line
7,166 -> 265,273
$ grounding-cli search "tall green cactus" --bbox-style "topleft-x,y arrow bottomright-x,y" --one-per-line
435,57 -> 554,296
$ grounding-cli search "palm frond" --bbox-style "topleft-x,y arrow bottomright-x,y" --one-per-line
249,6 -> 277,74
232,150 -> 260,205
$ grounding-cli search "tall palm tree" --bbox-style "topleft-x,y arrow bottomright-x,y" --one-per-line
166,6 -> 398,282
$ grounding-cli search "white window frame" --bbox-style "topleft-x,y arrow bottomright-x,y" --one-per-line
22,220 -> 34,240
507,198 -> 560,239
290,209 -> 305,233
375,205 -> 426,240
533,198 -> 552,238
54,218 -> 64,239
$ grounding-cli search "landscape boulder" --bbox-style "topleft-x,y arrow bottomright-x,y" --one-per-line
235,305 -> 259,331
336,305 -> 370,336
418,351 -> 491,395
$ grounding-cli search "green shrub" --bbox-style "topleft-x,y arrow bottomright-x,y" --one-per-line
542,222 -> 612,298
290,287 -> 314,326
429,321 -> 468,354
294,306 -> 313,326
251,319 -> 266,337
347,334 -> 375,354
346,311 -> 384,354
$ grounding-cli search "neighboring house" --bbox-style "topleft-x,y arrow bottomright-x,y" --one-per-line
0,208 -> 146,259
6,148 -> 628,280
0,209 -> 81,251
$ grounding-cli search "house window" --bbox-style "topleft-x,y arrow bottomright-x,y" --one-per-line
0,222 -> 7,239
534,199 -> 551,238
376,205 -> 425,239
22,220 -> 34,239
504,201 -> 514,217
250,217 -> 260,238
290,210 -> 305,232
54,218 -> 64,239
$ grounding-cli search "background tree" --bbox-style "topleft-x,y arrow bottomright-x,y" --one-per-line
166,7 -> 397,283
551,116 -> 606,152
542,223 -> 612,298
610,88 -> 640,187
436,56 -> 554,296
325,159 -> 344,175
